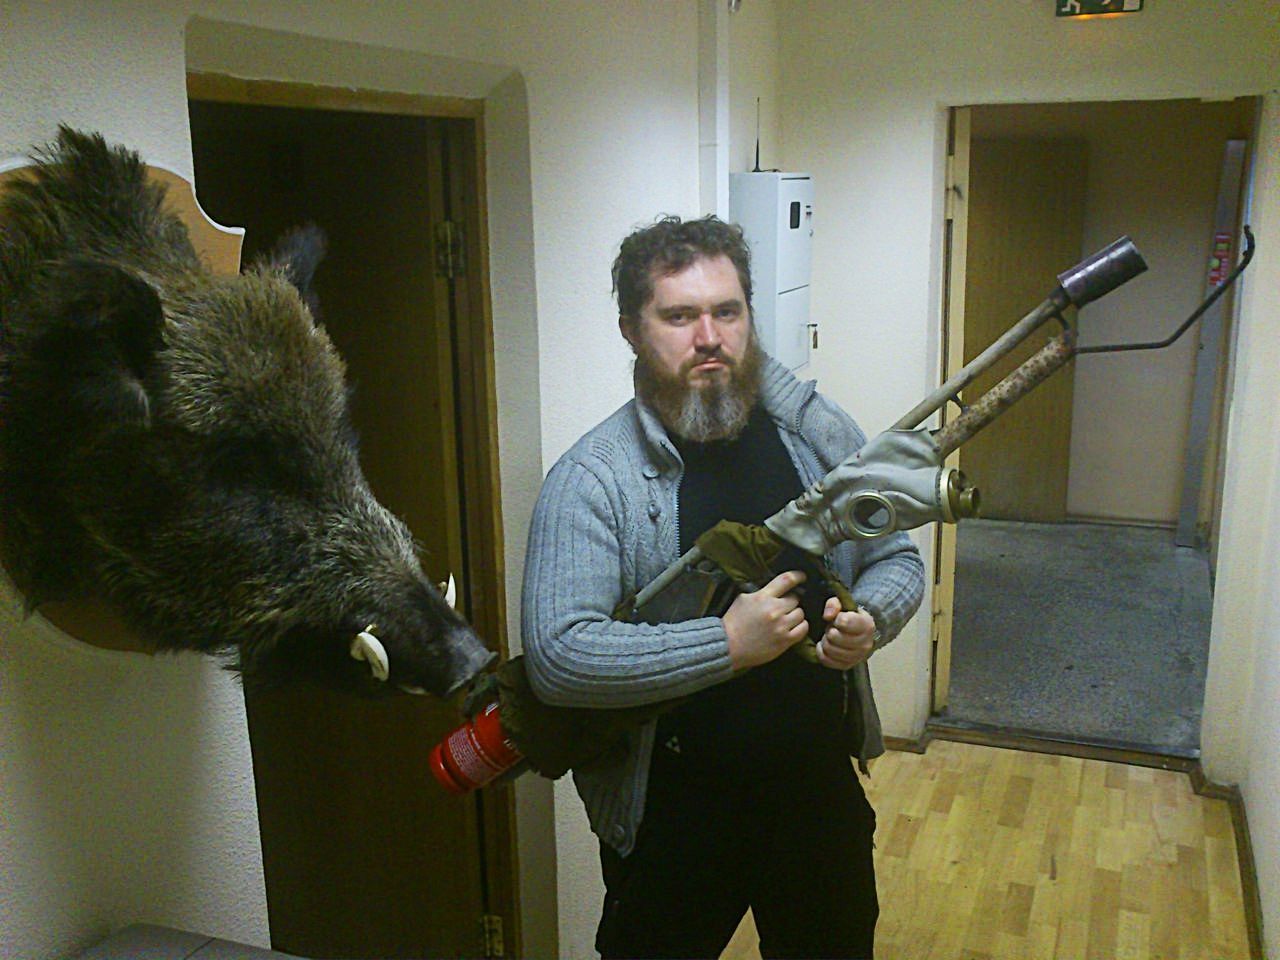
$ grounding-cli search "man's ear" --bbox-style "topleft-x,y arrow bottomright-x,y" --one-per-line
619,315 -> 640,352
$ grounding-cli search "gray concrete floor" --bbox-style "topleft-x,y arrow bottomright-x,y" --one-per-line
938,518 -> 1213,757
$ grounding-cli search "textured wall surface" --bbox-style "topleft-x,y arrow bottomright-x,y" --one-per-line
0,605 -> 268,958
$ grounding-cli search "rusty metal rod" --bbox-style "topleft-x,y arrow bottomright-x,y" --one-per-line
933,327 -> 1078,457
895,236 -> 1145,433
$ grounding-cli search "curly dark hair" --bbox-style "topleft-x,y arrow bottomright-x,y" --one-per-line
612,215 -> 753,322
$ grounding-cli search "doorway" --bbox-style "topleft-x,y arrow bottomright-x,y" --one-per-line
188,81 -> 514,958
931,97 -> 1257,757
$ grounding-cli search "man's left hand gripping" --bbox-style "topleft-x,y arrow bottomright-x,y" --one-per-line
815,596 -> 878,671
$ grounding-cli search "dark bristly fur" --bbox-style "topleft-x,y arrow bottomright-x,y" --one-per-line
0,127 -> 492,696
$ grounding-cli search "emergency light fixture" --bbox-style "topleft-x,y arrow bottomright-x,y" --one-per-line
1057,0 -> 1143,16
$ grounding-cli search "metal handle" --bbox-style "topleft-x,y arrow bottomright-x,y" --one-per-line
1079,226 -> 1255,355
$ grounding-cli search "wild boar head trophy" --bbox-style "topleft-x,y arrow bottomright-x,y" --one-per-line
0,127 -> 493,697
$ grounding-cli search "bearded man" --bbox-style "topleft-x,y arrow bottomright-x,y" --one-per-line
521,215 -> 924,959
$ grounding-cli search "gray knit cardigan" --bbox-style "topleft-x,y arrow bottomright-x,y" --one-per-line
521,357 -> 925,855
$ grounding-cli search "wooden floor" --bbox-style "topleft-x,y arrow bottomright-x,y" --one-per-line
721,739 -> 1251,960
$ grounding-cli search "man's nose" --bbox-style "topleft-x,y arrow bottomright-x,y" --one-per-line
692,311 -> 720,349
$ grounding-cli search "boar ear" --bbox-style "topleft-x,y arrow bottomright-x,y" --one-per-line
261,224 -> 327,316
35,259 -> 164,429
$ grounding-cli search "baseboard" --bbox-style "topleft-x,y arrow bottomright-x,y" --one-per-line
882,732 -> 931,754
1062,514 -> 1178,531
895,721 -> 1265,959
1189,768 -> 1266,960
922,719 -> 1200,768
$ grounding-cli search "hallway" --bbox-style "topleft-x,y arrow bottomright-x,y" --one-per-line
940,519 -> 1213,756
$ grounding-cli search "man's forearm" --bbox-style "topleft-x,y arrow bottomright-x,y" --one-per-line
520,457 -> 736,708
850,539 -> 926,646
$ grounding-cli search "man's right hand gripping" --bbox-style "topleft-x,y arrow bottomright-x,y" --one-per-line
722,570 -> 809,671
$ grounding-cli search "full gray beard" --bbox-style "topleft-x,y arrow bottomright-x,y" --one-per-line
633,337 -> 764,443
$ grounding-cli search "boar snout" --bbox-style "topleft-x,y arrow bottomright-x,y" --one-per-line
380,610 -> 496,699
337,569 -> 495,698
433,625 -> 496,697
353,624 -> 492,698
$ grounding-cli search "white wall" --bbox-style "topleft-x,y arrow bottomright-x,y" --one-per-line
0,612 -> 267,957
730,0 -> 781,174
779,1 -> 1278,952
1202,92 -> 1280,960
1063,100 -> 1255,525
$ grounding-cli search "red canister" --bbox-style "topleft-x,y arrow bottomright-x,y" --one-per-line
429,700 -> 524,794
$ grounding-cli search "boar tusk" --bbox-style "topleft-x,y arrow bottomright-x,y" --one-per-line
350,624 -> 390,682
437,573 -> 457,610
399,684 -> 428,696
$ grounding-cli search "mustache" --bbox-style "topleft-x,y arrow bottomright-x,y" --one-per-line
683,349 -> 735,373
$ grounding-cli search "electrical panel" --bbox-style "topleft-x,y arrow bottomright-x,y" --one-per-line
729,172 -> 815,371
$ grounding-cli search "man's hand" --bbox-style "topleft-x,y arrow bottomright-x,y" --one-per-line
816,596 -> 877,671
723,570 -> 808,671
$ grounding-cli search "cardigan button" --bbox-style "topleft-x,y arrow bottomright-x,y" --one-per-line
641,464 -> 660,479
647,503 -> 662,519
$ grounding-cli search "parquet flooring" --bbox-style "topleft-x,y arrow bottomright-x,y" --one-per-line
720,739 -> 1252,960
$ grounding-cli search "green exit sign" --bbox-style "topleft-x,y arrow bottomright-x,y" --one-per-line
1057,0 -> 1143,15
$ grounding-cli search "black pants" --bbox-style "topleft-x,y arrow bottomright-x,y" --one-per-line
596,746 -> 878,960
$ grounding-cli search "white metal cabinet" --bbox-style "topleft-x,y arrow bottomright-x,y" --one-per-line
730,172 -> 814,371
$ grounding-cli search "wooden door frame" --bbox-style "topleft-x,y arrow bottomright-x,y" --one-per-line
930,106 -> 969,714
186,72 -> 520,957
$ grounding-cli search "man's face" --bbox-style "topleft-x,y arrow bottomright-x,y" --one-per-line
625,254 -> 752,386
623,254 -> 762,442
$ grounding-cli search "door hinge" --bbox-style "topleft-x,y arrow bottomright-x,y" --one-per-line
435,219 -> 466,279
944,154 -> 958,221
481,913 -> 505,958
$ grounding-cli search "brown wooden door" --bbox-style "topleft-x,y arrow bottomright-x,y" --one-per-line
959,138 -> 1087,521
189,100 -> 498,958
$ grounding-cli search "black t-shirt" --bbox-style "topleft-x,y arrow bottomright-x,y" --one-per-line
655,406 -> 845,785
